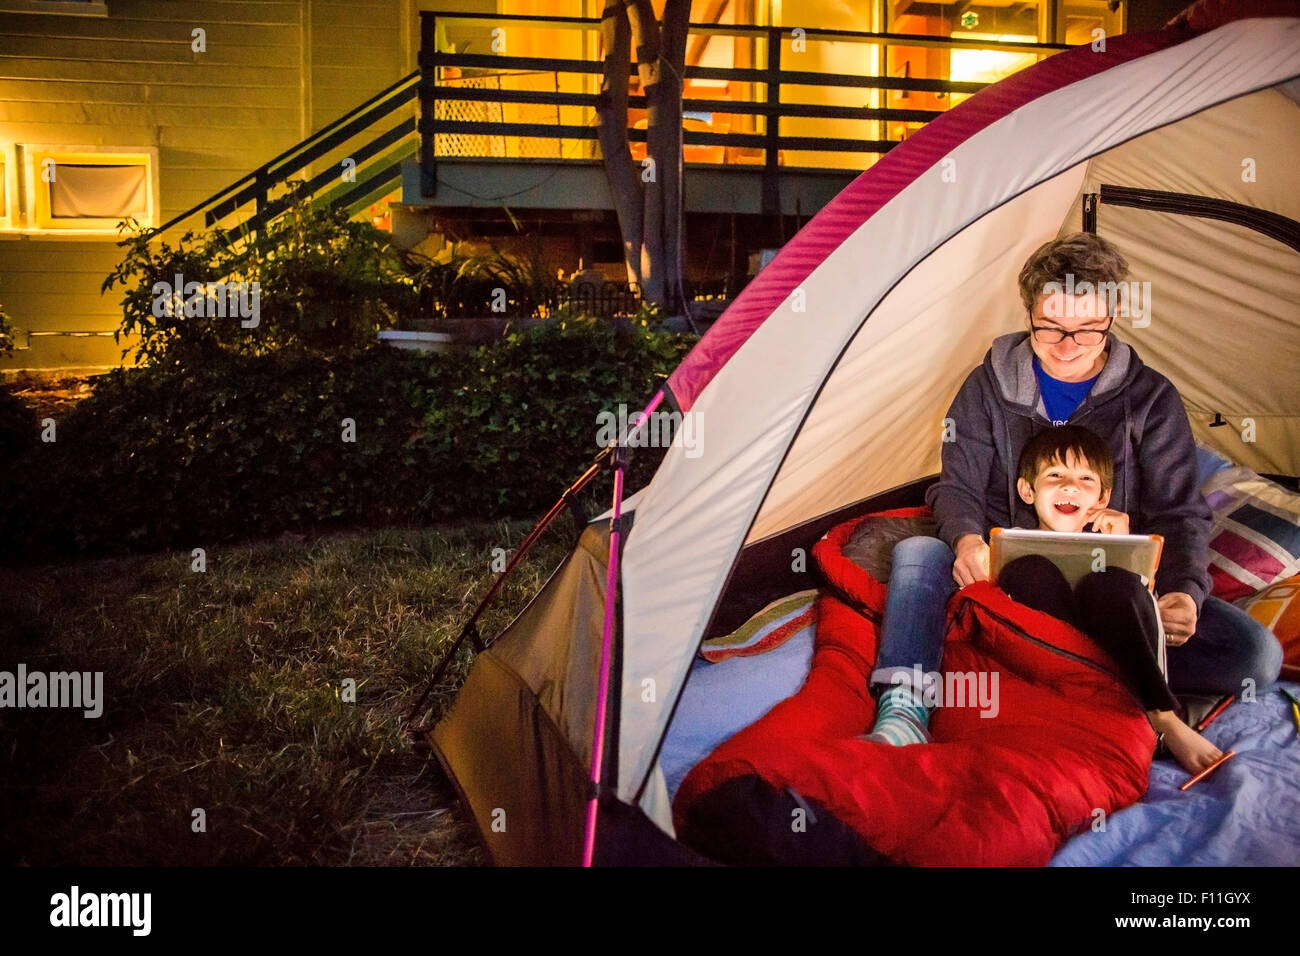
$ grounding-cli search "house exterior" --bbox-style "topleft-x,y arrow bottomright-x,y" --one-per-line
0,0 -> 413,370
1,0 -> 1158,373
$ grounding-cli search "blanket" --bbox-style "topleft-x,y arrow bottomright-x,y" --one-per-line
672,508 -> 1156,866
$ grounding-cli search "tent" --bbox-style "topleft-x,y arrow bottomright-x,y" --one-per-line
420,0 -> 1300,866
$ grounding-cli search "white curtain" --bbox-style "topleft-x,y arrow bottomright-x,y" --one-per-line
50,163 -> 148,219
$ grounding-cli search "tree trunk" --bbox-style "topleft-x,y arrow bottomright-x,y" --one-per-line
660,0 -> 690,314
596,4 -> 643,289
625,1 -> 666,307
597,0 -> 692,315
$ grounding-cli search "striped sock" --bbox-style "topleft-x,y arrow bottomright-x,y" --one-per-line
861,683 -> 932,746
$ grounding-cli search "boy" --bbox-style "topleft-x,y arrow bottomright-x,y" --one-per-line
1000,425 -> 1222,773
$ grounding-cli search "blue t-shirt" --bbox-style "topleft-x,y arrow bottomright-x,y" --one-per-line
1033,356 -> 1099,425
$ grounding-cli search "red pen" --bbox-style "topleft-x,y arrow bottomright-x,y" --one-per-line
1195,695 -> 1234,732
1179,750 -> 1236,791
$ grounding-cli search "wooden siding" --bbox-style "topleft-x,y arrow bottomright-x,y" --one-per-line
0,0 -> 417,370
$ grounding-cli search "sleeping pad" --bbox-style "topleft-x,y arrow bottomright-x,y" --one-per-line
672,508 -> 1156,866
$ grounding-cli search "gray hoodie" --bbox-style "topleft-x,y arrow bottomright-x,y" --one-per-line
925,331 -> 1213,609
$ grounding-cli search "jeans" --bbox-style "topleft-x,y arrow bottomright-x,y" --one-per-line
870,536 -> 956,692
1166,595 -> 1283,695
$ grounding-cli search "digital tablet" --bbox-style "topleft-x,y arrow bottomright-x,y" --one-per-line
989,528 -> 1164,592
989,527 -> 1167,676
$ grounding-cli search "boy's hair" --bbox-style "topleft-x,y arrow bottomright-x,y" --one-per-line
1018,425 -> 1115,493
1017,232 -> 1129,314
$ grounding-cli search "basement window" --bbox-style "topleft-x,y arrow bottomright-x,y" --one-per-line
23,147 -> 157,232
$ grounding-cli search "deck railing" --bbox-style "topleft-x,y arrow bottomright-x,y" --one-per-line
148,11 -> 1068,241
420,10 -> 1068,211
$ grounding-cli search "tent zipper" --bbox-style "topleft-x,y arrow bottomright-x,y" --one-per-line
1099,184 -> 1300,252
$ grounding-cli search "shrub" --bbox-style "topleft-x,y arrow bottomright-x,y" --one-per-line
243,199 -> 419,352
0,384 -> 38,468
0,291 -> 15,357
424,316 -> 695,516
1,320 -> 696,563
411,246 -> 556,321
1,348 -> 448,561
103,195 -> 419,364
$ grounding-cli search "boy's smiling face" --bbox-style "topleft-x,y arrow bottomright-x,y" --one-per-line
1017,450 -> 1108,532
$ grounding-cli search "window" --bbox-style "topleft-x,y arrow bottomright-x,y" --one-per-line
21,147 -> 158,232
884,1 -> 1052,138
1061,1 -> 1123,46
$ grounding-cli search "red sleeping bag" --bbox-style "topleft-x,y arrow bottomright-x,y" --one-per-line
673,508 -> 1155,866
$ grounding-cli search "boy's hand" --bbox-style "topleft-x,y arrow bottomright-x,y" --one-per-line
1085,507 -> 1130,534
953,534 -> 990,586
1158,592 -> 1198,645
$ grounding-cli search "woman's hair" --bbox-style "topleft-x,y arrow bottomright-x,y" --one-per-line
1018,425 -> 1115,493
1017,232 -> 1130,314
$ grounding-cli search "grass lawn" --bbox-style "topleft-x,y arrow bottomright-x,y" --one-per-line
0,520 -> 574,865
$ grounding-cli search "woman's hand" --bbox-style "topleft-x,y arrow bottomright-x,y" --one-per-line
952,534 -> 990,586
1158,592 -> 1198,646
1085,507 -> 1130,534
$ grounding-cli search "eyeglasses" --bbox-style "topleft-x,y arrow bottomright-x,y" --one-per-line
1030,317 -> 1114,347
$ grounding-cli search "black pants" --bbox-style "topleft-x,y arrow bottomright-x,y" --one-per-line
999,554 -> 1179,713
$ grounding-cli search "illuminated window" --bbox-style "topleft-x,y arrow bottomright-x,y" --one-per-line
687,4 -> 740,94
884,2 -> 1052,139
22,147 -> 157,232
947,32 -> 1039,107
1062,0 -> 1123,46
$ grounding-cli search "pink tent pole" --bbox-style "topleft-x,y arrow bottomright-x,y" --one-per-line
582,390 -> 664,866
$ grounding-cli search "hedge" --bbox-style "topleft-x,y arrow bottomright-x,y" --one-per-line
0,384 -> 38,469
1,319 -> 695,564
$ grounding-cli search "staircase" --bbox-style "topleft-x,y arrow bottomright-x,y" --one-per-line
153,71 -> 420,242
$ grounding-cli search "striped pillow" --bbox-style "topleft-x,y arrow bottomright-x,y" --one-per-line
1201,467 -> 1300,602
1235,575 -> 1300,681
699,590 -> 818,663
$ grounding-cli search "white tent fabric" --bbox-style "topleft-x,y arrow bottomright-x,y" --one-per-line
1080,88 -> 1300,474
749,167 -> 1090,544
617,16 -> 1300,829
760,83 -> 1300,547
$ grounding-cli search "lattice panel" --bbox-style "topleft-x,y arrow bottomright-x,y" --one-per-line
435,72 -> 505,157
500,72 -> 563,159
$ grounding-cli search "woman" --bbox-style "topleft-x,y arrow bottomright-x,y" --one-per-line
864,232 -> 1283,746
